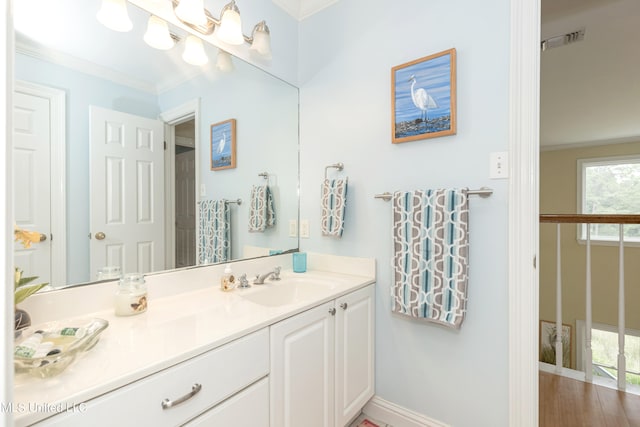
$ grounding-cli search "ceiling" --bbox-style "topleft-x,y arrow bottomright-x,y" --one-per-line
271,0 -> 338,20
540,0 -> 640,148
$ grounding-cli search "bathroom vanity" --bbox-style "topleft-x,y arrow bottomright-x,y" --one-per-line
13,254 -> 375,427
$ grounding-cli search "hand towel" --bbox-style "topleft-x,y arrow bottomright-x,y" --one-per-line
391,188 -> 469,329
198,199 -> 230,263
321,178 -> 348,237
248,185 -> 276,232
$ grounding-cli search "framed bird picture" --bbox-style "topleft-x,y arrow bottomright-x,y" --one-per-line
391,48 -> 456,143
210,118 -> 237,171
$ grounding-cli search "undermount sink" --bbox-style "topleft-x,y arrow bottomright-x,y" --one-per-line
239,277 -> 337,307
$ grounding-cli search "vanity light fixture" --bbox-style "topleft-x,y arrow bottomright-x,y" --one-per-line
171,0 -> 271,56
97,0 -> 133,32
143,15 -> 176,50
182,35 -> 209,65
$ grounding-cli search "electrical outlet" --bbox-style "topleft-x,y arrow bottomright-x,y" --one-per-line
289,220 -> 297,237
300,220 -> 310,238
490,151 -> 509,179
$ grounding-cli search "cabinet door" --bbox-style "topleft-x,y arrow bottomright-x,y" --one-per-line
184,377 -> 269,427
270,301 -> 335,427
335,285 -> 375,427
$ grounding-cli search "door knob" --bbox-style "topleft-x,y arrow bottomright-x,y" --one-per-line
39,233 -> 47,242
95,232 -> 106,240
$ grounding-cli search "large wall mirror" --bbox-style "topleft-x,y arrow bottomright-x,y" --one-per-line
12,0 -> 299,289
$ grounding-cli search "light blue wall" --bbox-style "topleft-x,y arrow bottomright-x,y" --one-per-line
298,1 -> 511,425
15,53 -> 159,284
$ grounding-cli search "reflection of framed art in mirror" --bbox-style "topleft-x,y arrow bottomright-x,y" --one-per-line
211,119 -> 237,171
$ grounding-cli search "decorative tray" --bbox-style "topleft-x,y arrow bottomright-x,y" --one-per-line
14,318 -> 109,378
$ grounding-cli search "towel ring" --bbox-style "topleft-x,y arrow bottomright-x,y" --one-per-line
324,162 -> 344,180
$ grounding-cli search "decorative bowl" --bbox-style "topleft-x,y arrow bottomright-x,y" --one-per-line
14,318 -> 109,378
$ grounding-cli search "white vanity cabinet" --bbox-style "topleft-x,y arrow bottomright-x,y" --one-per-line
270,284 -> 375,427
37,329 -> 269,427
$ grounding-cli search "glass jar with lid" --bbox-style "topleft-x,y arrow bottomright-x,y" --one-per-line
114,273 -> 147,316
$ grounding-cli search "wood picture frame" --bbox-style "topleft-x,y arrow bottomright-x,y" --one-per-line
539,319 -> 572,368
391,48 -> 457,143
210,118 -> 236,171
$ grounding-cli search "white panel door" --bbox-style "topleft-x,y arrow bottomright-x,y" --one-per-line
335,285 -> 375,427
12,91 -> 51,283
90,106 -> 164,280
271,301 -> 335,427
175,148 -> 195,268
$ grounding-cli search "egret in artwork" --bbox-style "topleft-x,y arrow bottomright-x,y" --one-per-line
408,75 -> 438,129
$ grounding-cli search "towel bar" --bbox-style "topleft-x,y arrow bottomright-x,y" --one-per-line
324,162 -> 344,180
223,198 -> 242,205
374,187 -> 493,201
258,172 -> 269,179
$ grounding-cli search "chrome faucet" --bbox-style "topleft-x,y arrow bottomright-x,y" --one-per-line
253,266 -> 281,284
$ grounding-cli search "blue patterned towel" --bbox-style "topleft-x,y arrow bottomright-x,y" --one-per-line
248,185 -> 276,232
198,200 -> 230,263
321,178 -> 348,237
391,188 -> 469,329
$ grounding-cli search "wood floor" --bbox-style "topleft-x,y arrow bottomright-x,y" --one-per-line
540,371 -> 640,426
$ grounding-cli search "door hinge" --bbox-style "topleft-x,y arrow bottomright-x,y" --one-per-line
533,255 -> 537,268
164,140 -> 167,150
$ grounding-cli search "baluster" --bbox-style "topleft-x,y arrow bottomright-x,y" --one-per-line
584,226 -> 593,382
618,224 -> 626,391
555,223 -> 563,373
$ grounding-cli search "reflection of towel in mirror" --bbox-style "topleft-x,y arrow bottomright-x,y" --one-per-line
391,188 -> 469,329
198,200 -> 230,263
248,185 -> 276,232
321,178 -> 348,237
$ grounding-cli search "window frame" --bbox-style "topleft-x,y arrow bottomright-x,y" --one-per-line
577,154 -> 640,246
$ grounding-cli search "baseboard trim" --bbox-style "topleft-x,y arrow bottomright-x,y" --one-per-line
362,396 -> 450,427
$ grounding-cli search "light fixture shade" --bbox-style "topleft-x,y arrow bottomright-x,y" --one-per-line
249,21 -> 271,59
175,0 -> 208,26
182,35 -> 209,66
216,50 -> 235,72
144,16 -> 175,50
216,2 -> 244,45
97,0 -> 133,32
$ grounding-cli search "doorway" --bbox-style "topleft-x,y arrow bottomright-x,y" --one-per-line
174,119 -> 196,268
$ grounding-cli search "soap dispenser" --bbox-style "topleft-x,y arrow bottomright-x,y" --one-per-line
221,264 -> 236,291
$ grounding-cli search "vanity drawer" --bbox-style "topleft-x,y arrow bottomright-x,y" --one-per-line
38,328 -> 269,427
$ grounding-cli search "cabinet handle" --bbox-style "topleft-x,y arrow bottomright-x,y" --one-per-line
329,308 -> 336,316
161,383 -> 202,410
340,302 -> 348,310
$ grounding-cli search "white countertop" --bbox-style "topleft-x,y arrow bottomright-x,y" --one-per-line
13,259 -> 375,426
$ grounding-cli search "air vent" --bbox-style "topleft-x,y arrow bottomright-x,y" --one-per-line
541,28 -> 585,51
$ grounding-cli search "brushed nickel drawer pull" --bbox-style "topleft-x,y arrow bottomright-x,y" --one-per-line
340,302 -> 348,310
161,383 -> 202,410
329,308 -> 336,316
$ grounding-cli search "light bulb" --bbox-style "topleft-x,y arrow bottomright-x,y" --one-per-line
97,0 -> 133,32
182,35 -> 209,66
144,16 -> 175,50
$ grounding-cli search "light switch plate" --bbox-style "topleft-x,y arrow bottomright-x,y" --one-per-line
199,183 -> 206,197
490,151 -> 509,179
289,220 -> 297,237
300,220 -> 309,238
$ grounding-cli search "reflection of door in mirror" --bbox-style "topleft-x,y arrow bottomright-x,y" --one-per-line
174,120 -> 196,268
89,106 -> 165,281
13,81 -> 66,288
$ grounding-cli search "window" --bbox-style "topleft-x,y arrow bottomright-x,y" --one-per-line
578,156 -> 640,242
576,321 -> 640,388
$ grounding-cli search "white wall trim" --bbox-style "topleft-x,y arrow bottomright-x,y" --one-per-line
508,0 -> 540,425
2,1 -> 14,424
14,80 -> 67,288
362,396 -> 450,427
160,99 -> 200,269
